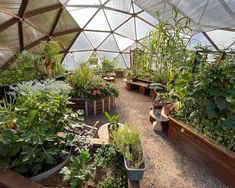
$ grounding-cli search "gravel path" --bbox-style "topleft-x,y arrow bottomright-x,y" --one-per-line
85,79 -> 226,188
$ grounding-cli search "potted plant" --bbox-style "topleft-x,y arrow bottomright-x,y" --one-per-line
112,124 -> 146,181
104,112 -> 120,138
114,67 -> 124,78
125,69 -> 138,82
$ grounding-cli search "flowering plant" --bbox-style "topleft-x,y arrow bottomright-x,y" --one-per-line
85,78 -> 119,100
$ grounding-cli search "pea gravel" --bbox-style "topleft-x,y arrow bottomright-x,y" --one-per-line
85,78 -> 227,188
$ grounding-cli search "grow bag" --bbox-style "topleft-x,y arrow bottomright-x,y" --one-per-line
69,96 -> 116,116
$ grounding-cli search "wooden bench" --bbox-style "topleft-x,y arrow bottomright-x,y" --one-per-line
124,79 -> 152,96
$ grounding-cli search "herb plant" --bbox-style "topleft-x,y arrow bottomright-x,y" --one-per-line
113,124 -> 144,169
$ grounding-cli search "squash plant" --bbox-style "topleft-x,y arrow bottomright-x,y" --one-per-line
169,55 -> 235,151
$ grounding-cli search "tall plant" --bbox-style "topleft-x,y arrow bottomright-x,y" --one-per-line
137,7 -> 191,82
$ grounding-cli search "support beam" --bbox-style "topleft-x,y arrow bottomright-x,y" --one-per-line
24,4 -> 62,18
202,32 -> 220,51
52,28 -> 80,37
18,0 -> 29,17
49,8 -> 63,36
18,21 -> 24,50
0,18 -> 18,32
24,36 -> 49,50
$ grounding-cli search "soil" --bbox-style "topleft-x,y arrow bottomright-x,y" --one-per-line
40,78 -> 227,188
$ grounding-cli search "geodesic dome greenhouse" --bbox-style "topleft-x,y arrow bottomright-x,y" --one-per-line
0,1 -> 235,188
1,0 -> 235,69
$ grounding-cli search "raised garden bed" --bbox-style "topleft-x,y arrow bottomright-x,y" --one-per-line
168,117 -> 235,188
69,96 -> 116,116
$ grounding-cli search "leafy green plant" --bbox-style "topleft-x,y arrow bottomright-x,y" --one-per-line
125,69 -> 137,80
93,145 -> 118,170
98,175 -> 125,188
102,58 -> 116,72
0,41 -> 65,87
0,80 -> 83,176
136,7 -> 190,83
113,124 -> 144,169
67,62 -> 94,98
169,57 -> 235,151
60,150 -> 92,188
104,112 -> 120,131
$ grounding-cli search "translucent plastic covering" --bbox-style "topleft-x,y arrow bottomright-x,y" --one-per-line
135,0 -> 235,51
61,0 -> 156,69
0,0 -> 80,68
1,0 -> 235,69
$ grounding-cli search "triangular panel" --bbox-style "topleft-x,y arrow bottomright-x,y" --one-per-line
62,53 -> 79,70
98,34 -> 119,51
26,0 -> 58,12
104,9 -> 131,30
133,4 -> 142,13
114,34 -> 135,51
0,1 -> 21,14
54,10 -> 80,33
116,54 -> 127,68
97,51 -> 118,60
122,53 -> 130,68
85,10 -> 110,31
70,32 -> 93,51
0,24 -> 19,49
53,32 -> 79,49
73,51 -> 93,63
26,10 -> 58,34
23,22 -> 45,47
106,0 -> 131,12
115,18 -> 136,40
187,32 -> 215,50
0,50 -> 15,68
67,0 -> 100,5
135,17 -> 154,40
84,31 -> 109,48
138,12 -> 158,26
68,8 -> 98,28
0,12 -> 12,25
206,30 -> 235,50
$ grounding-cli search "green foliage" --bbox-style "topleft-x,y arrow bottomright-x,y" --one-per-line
169,55 -> 235,151
113,124 -> 144,169
61,146 -> 127,188
102,58 -> 116,72
104,112 -> 120,130
125,69 -> 137,80
98,175 -> 125,188
0,41 -> 65,86
68,62 -> 94,97
84,78 -> 119,100
0,80 -> 83,176
60,150 -> 92,188
136,7 -> 190,83
93,145 -> 118,170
